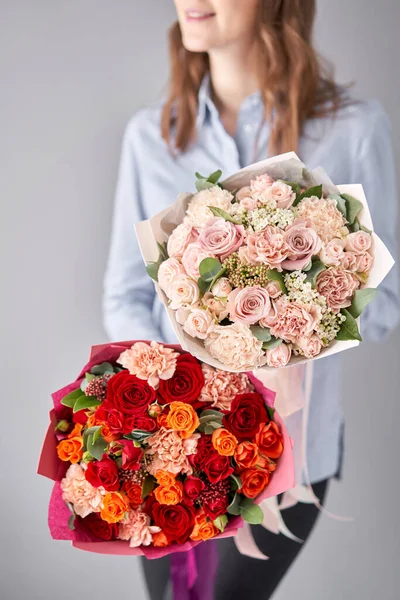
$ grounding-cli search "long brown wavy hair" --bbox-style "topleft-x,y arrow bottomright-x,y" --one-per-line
161,0 -> 346,156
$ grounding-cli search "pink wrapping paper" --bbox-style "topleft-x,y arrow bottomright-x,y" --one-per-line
38,342 -> 295,558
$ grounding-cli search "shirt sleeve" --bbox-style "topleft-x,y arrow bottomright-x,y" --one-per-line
103,120 -> 162,342
351,102 -> 400,341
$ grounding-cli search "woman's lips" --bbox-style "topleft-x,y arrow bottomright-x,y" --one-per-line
185,9 -> 216,22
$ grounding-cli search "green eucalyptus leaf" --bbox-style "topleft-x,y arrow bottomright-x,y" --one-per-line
266,406 -> 276,420
199,258 -> 223,282
350,220 -> 360,233
240,499 -> 264,525
141,476 -> 156,499
214,514 -> 228,532
124,429 -> 154,443
198,277 -> 211,294
341,193 -> 363,225
305,260 -> 326,288
296,184 -> 322,205
227,493 -> 241,516
61,388 -> 85,408
266,269 -> 287,294
207,169 -> 223,184
85,373 -> 95,383
336,309 -> 362,342
208,206 -> 242,224
87,433 -> 108,461
230,474 -> 242,491
262,337 -> 283,351
73,395 -> 101,413
157,241 -> 169,261
68,515 -> 76,531
209,266 -> 228,293
302,260 -> 313,272
90,362 -> 114,376
250,325 -> 272,342
200,409 -> 224,419
348,288 -> 378,319
146,261 -> 161,282
328,194 -> 347,219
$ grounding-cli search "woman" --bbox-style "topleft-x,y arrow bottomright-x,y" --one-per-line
104,1 -> 399,598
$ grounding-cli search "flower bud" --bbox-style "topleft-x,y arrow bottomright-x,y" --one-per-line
148,403 -> 162,418
55,420 -> 70,433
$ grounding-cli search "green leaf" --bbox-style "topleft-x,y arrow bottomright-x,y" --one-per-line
266,406 -> 275,420
230,474 -> 242,492
227,493 -> 241,516
277,180 -> 301,196
141,476 -> 156,499
197,277 -> 211,295
360,224 -> 372,234
348,288 -> 378,319
93,426 -> 103,443
328,194 -> 347,219
209,266 -> 228,293
302,260 -> 312,272
250,325 -> 272,342
90,362 -> 114,376
336,309 -> 362,342
124,429 -> 154,443
87,433 -> 108,461
208,206 -> 242,224
293,184 -> 323,206
208,169 -> 223,184
213,514 -> 228,533
200,409 -> 225,419
199,258 -> 223,282
240,499 -> 264,525
341,193 -> 363,225
85,372 -> 95,383
73,395 -> 101,413
262,337 -> 283,351
198,410 -> 223,433
61,388 -> 85,408
146,260 -> 161,282
305,260 -> 326,288
350,220 -> 360,233
68,515 -> 76,531
157,241 -> 169,261
266,269 -> 287,294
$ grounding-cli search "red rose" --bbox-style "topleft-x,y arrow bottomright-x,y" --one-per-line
73,408 -> 89,425
131,414 -> 157,433
223,393 -> 268,441
188,435 -> 213,470
184,476 -> 205,503
120,440 -> 143,471
152,501 -> 196,544
204,452 -> 234,484
107,371 -> 156,415
203,496 -> 228,520
158,354 -> 204,406
85,456 -> 120,491
96,405 -> 136,436
79,513 -> 118,541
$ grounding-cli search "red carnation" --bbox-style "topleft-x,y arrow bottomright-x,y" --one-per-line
152,501 -> 196,544
79,513 -> 119,541
183,476 -> 205,503
223,393 -> 268,441
106,371 -> 156,415
158,354 -> 204,406
204,452 -> 234,484
85,455 -> 120,491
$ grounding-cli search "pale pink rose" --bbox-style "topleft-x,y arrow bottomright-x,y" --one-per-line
355,252 -> 374,273
263,180 -> 297,209
211,277 -> 232,297
265,280 -> 282,299
246,226 -> 290,270
236,186 -> 252,200
316,268 -> 360,312
265,343 -> 292,368
199,364 -> 254,410
118,341 -> 179,389
119,510 -> 161,547
167,276 -> 200,310
182,433 -> 201,456
250,174 -> 275,193
182,307 -> 214,340
294,197 -> 347,242
146,428 -> 193,476
240,195 -> 259,210
61,464 -> 105,518
282,220 -> 322,270
345,231 -> 372,254
269,301 -> 322,343
186,187 -> 234,228
204,322 -> 267,370
198,218 -> 245,260
340,251 -> 358,272
319,238 -> 346,267
296,335 -> 323,359
182,242 -> 216,279
227,286 -> 271,325
158,258 -> 185,293
202,292 -> 229,320
167,221 -> 198,258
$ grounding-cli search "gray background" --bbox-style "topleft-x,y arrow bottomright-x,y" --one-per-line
1,1 -> 399,599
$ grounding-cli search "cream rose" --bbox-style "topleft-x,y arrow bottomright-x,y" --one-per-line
167,221 -> 198,258
319,238 -> 346,267
296,335 -> 323,359
158,258 -> 186,293
264,180 -> 296,209
202,292 -> 229,320
265,343 -> 292,368
204,322 -> 267,370
265,280 -> 282,299
355,252 -> 373,273
246,226 -> 290,270
250,174 -> 275,193
182,308 -> 214,340
345,231 -> 372,254
316,268 -> 359,312
198,218 -> 245,260
186,186 -> 234,228
269,301 -> 322,343
167,276 -> 200,309
340,251 -> 358,272
182,242 -> 216,280
240,195 -> 259,210
211,277 -> 232,297
236,186 -> 252,200
282,220 -> 322,270
227,286 -> 271,325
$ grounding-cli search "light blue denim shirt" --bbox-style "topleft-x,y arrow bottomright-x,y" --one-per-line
103,78 -> 400,484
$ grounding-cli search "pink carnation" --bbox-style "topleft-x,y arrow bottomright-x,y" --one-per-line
269,301 -> 322,344
118,509 -> 161,547
146,428 -> 193,476
182,433 -> 201,456
198,218 -> 245,260
117,341 -> 179,389
199,364 -> 254,410
246,226 -> 290,270
227,286 -> 271,325
316,268 -> 360,312
282,220 -> 321,270
61,464 -> 105,518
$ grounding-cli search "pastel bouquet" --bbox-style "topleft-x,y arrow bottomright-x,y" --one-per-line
136,152 -> 394,372
38,341 -> 294,557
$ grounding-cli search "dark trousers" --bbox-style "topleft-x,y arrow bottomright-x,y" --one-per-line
142,479 -> 329,600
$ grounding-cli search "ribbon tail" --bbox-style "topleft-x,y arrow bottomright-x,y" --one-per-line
170,549 -> 197,600
260,496 -> 303,543
234,522 -> 269,560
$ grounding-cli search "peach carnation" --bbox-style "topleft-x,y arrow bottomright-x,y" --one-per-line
316,267 -> 359,312
146,428 -> 193,476
269,301 -> 322,344
61,464 -> 105,518
199,364 -> 254,410
117,341 -> 178,389
294,196 -> 347,242
204,322 -> 267,371
118,509 -> 161,547
186,187 -> 234,228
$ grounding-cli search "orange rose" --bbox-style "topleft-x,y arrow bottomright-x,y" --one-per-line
234,441 -> 258,469
100,492 -> 129,524
122,481 -> 143,508
157,412 -> 170,429
257,454 -> 276,472
190,512 -> 219,542
154,482 -> 184,505
255,421 -> 284,459
155,470 -> 176,487
212,428 -> 238,456
166,402 -> 200,439
152,531 -> 169,547
100,422 -> 120,443
68,423 -> 84,438
86,414 -> 97,428
240,468 -> 270,499
57,436 -> 83,463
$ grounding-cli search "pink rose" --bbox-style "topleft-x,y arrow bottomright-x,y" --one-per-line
265,343 -> 291,368
236,186 -> 252,200
182,242 -> 216,280
202,292 -> 229,320
264,181 -> 296,209
182,308 -> 214,340
250,174 -> 275,193
269,301 -> 321,343
355,252 -> 373,273
345,231 -> 372,254
316,268 -> 360,312
340,251 -> 358,272
319,238 -> 346,267
296,335 -> 323,359
167,221 -> 198,258
198,218 -> 245,260
281,220 -> 321,271
167,276 -> 200,309
158,258 -> 185,293
265,280 -> 282,299
246,226 -> 290,270
227,286 -> 271,325
211,277 -> 232,297
240,196 -> 259,211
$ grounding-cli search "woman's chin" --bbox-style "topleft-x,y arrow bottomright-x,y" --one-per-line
181,34 -> 215,54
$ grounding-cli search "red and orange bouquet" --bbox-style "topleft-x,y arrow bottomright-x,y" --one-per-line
38,341 -> 294,557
